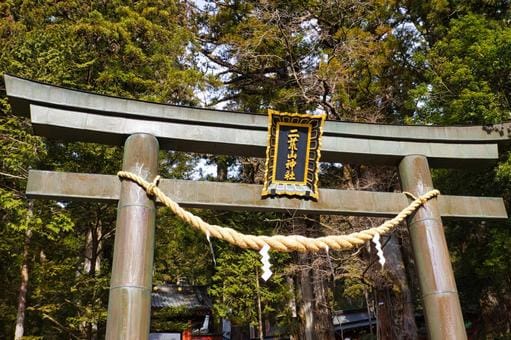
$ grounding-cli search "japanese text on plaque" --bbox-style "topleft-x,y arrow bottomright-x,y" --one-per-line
284,129 -> 299,180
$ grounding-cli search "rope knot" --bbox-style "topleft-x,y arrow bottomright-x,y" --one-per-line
403,191 -> 438,205
147,175 -> 161,196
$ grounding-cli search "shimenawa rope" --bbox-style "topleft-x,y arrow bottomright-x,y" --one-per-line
117,171 -> 439,253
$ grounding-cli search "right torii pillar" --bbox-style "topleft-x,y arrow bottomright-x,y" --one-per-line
399,155 -> 467,339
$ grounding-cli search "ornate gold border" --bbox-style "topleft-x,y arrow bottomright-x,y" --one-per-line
261,109 -> 326,199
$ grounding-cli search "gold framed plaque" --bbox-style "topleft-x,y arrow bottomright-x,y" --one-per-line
261,109 -> 326,200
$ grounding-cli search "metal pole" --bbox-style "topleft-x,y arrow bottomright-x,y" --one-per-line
106,133 -> 159,340
398,155 -> 466,340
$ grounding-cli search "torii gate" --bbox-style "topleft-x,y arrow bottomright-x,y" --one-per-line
5,74 -> 509,340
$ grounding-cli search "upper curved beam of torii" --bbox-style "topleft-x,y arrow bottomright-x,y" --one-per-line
4,74 -> 508,167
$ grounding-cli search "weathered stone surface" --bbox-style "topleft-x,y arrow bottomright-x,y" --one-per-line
27,170 -> 508,220
29,105 -> 498,167
6,74 -> 511,143
4,75 -> 504,167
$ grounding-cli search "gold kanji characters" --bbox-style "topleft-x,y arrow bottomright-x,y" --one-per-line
284,129 -> 299,180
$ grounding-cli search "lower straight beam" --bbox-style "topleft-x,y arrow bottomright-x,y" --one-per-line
399,155 -> 466,340
25,170 -> 508,220
106,134 -> 159,340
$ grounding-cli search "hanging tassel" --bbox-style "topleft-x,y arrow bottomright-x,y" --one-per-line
259,243 -> 272,281
206,231 -> 216,266
372,233 -> 385,270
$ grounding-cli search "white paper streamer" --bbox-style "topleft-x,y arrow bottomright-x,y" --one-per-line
259,243 -> 272,281
206,231 -> 216,266
372,233 -> 385,269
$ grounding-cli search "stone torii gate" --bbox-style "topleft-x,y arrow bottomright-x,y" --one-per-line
5,74 -> 509,339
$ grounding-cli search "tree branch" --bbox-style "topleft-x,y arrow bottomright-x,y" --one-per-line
0,171 -> 26,180
42,313 -> 80,339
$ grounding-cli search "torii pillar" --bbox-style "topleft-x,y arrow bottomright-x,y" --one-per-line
400,155 -> 466,340
105,134 -> 159,339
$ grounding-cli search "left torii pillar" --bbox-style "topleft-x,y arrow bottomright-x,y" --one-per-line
106,133 -> 159,340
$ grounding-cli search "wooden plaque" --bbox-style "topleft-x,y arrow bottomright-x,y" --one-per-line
262,109 -> 326,199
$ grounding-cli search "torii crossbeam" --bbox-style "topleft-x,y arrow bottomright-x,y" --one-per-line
5,74 -> 509,340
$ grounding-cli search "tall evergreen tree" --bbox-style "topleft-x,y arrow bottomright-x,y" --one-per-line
0,1 -> 207,338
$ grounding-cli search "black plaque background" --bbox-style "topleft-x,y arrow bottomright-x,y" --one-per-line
274,125 -> 309,183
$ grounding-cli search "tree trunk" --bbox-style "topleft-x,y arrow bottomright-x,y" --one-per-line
14,202 -> 34,340
82,208 -> 102,340
297,253 -> 314,340
312,262 -> 335,340
255,268 -> 264,340
371,234 -> 418,340
216,156 -> 229,181
84,225 -> 102,277
287,277 -> 299,340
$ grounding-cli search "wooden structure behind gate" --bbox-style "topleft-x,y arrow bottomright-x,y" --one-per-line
5,74 -> 510,340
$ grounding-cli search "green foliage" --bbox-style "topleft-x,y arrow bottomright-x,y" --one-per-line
154,210 -> 214,286
209,249 -> 291,327
408,14 -> 511,124
406,0 -> 511,44
0,0 -> 207,338
1,0 -> 206,102
200,0 -> 401,118
151,306 -> 191,332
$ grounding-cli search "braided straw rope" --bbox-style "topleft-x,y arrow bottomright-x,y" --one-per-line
117,171 -> 440,253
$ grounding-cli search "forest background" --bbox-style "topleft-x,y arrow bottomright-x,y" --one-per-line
1,0 -> 511,339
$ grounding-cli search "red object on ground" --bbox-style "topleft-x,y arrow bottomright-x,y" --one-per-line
182,322 -> 192,340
